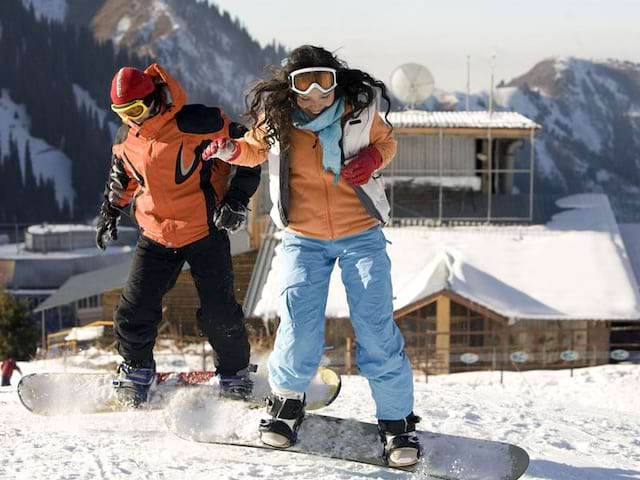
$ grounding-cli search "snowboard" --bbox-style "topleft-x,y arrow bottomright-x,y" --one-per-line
166,397 -> 529,479
17,367 -> 341,416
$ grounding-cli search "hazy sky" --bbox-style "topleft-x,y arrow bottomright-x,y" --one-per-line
210,0 -> 640,93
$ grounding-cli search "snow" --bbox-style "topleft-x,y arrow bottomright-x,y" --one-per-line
64,325 -> 105,342
114,16 -> 132,45
388,111 -> 540,130
1,349 -> 639,479
255,194 -> 640,321
21,0 -> 67,22
0,89 -> 74,207
385,176 -> 482,191
0,242 -> 133,260
71,84 -> 117,135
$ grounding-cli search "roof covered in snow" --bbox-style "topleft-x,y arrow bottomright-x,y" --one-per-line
254,194 -> 640,322
388,110 -> 541,130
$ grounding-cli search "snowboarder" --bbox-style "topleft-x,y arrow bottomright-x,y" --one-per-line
96,64 -> 261,406
1,357 -> 22,386
201,45 -> 421,467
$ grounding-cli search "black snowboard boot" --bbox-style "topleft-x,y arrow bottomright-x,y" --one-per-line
112,361 -> 155,407
218,364 -> 256,400
378,412 -> 422,467
259,393 -> 306,448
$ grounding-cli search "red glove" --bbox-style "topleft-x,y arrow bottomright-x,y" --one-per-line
201,137 -> 240,163
341,146 -> 383,186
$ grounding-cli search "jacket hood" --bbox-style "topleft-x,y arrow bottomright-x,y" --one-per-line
127,63 -> 188,138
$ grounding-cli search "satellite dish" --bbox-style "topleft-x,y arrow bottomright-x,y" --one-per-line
389,63 -> 435,109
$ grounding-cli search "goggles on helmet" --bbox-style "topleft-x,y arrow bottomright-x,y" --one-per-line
288,67 -> 337,95
110,98 -> 151,122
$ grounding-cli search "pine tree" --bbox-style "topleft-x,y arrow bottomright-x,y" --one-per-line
0,291 -> 38,360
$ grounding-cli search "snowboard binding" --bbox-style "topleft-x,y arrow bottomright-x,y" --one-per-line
218,364 -> 257,401
112,361 -> 155,408
259,393 -> 306,448
378,412 -> 422,467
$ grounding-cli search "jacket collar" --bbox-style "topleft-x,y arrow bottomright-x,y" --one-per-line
126,63 -> 187,139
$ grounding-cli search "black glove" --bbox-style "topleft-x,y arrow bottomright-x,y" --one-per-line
95,200 -> 121,251
213,198 -> 247,233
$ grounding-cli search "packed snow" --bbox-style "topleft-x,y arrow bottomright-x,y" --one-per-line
1,347 -> 639,480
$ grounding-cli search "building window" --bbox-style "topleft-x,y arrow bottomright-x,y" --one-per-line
77,296 -> 101,310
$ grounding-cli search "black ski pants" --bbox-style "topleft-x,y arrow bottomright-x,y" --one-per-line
114,230 -> 250,375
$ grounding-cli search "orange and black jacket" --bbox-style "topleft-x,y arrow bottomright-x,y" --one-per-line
104,64 -> 261,248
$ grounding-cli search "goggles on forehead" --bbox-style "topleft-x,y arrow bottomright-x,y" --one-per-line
288,67 -> 337,95
110,98 -> 151,122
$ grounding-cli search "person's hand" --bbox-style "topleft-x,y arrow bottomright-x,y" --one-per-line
213,198 -> 247,233
341,146 -> 382,186
202,138 -> 240,163
95,201 -> 120,250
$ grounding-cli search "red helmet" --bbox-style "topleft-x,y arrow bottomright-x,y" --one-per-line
110,67 -> 155,105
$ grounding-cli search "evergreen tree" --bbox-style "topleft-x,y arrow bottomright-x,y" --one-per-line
0,291 -> 38,360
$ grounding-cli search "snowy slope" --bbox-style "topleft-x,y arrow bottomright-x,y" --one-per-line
1,349 -> 639,480
0,90 -> 73,207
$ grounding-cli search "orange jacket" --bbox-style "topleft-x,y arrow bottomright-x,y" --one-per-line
105,64 -> 261,248
231,106 -> 396,240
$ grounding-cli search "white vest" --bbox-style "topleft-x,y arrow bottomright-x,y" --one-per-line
267,101 -> 391,229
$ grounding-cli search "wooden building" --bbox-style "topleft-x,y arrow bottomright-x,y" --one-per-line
250,195 -> 640,375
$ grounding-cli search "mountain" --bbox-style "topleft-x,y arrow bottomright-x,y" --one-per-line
502,58 -> 640,198
429,57 -> 640,221
26,0 -> 286,114
0,0 -> 143,223
1,0 -> 284,224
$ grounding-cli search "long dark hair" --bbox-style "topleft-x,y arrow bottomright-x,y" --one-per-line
245,45 -> 392,154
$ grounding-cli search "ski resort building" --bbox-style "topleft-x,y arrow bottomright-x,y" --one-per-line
26,111 -> 640,372
241,110 -> 640,374
32,229 -> 257,351
0,224 -> 137,337
249,194 -> 640,374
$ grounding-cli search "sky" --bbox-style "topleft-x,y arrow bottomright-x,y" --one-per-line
209,0 -> 640,93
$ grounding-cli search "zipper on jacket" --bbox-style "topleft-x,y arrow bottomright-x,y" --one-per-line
315,133 -> 335,239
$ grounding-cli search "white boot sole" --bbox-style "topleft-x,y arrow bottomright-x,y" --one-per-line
388,447 -> 420,467
260,431 -> 292,449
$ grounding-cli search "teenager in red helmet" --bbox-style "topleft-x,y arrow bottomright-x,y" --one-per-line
96,64 -> 261,406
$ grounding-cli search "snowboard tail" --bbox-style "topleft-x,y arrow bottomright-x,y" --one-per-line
18,367 -> 341,416
166,397 -> 529,479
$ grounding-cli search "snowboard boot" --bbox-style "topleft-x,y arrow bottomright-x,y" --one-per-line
112,361 -> 155,408
378,412 -> 422,467
218,364 -> 256,400
259,392 -> 306,448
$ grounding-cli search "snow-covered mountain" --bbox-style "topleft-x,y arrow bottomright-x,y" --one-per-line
502,58 -> 640,197
24,0 -> 286,114
91,0 -> 286,111
3,0 -> 284,222
429,57 -> 640,219
10,2 -> 640,222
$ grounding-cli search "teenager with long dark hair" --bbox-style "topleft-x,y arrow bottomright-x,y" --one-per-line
202,46 -> 421,467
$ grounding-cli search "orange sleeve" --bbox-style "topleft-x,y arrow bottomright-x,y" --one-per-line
369,113 -> 397,169
232,121 -> 271,168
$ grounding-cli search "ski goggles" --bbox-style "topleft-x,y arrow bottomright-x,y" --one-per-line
288,67 -> 337,95
110,98 -> 151,122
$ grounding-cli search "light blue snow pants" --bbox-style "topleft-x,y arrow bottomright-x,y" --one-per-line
268,225 -> 414,420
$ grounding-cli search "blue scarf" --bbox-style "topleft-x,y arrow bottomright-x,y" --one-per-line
292,97 -> 345,182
